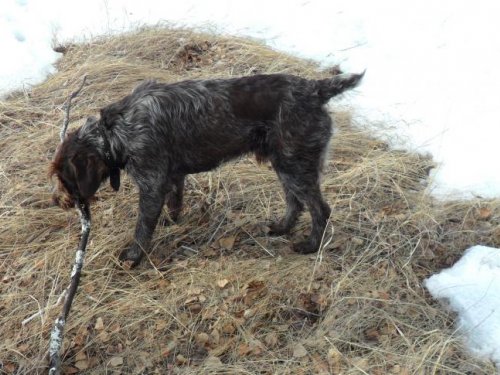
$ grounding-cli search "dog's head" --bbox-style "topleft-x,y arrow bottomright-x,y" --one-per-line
50,125 -> 109,210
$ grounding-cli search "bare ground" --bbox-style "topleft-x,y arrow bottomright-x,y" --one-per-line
1,27 -> 499,374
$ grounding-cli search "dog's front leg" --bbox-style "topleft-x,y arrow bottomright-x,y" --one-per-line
166,175 -> 185,223
119,185 -> 166,267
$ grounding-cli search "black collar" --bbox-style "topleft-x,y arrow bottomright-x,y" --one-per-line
97,123 -> 121,192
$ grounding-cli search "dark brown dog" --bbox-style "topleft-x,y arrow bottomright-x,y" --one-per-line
50,72 -> 363,266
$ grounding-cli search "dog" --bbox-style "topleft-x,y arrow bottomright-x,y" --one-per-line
50,71 -> 363,267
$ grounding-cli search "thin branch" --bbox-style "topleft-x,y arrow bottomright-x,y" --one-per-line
59,75 -> 87,142
21,290 -> 67,326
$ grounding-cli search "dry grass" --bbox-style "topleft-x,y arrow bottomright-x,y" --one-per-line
1,26 -> 500,374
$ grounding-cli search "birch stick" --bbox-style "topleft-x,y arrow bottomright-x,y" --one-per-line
48,201 -> 91,375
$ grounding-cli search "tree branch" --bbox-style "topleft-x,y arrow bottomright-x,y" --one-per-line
48,201 -> 91,375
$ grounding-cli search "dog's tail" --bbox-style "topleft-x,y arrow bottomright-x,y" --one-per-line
316,70 -> 365,103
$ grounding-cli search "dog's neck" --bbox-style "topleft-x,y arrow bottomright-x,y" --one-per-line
82,120 -> 125,168
96,123 -> 121,191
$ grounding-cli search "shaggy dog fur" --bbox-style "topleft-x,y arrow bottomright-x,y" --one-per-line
50,72 -> 363,267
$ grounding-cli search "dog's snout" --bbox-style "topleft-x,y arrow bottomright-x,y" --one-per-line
51,189 -> 75,210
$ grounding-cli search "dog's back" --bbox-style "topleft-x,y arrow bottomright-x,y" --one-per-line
99,72 -> 363,172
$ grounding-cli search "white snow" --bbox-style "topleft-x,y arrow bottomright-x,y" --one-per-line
1,0 -> 499,198
425,245 -> 500,367
0,0 -> 58,94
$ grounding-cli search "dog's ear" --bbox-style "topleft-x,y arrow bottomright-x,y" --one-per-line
83,116 -> 98,130
109,168 -> 120,192
70,153 -> 104,200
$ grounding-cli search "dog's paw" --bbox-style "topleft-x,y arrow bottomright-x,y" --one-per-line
159,212 -> 181,227
169,210 -> 181,224
267,221 -> 290,236
118,246 -> 143,268
292,240 -> 319,254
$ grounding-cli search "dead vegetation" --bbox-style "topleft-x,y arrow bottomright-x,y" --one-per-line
1,26 -> 500,374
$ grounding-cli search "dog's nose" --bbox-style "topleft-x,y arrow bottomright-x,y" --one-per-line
51,185 -> 60,203
52,194 -> 62,207
51,190 -> 75,210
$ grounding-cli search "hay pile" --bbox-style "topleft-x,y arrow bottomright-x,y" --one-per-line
1,27 -> 499,374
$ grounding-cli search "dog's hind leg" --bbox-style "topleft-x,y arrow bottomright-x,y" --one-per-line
268,172 -> 304,236
293,182 -> 331,254
272,165 -> 331,254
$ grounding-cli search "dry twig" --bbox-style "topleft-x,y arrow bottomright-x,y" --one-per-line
59,75 -> 87,141
21,290 -> 67,326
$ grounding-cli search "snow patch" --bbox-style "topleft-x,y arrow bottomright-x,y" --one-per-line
0,0 -> 58,96
425,245 -> 500,366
